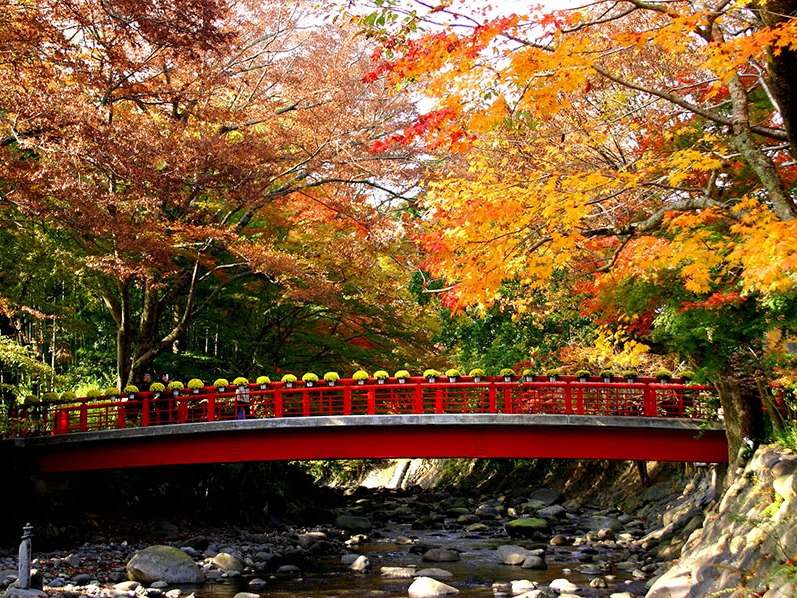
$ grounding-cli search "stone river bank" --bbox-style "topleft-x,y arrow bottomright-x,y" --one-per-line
3,445 -> 797,598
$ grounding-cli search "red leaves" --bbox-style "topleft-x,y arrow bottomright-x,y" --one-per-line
368,107 -> 458,152
680,292 -> 744,312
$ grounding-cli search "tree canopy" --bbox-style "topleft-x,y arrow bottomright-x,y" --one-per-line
359,0 -> 797,454
0,0 -> 436,389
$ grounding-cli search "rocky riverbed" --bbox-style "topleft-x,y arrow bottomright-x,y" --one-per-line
0,470 -> 721,598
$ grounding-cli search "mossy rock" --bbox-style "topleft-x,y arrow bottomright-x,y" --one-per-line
505,517 -> 551,538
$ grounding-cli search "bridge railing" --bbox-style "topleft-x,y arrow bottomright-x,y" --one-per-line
6,375 -> 719,437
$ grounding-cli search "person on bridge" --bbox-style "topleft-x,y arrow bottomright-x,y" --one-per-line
236,384 -> 250,419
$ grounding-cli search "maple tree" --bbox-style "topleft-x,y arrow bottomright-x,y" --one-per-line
0,0 -> 431,387
359,0 -> 797,457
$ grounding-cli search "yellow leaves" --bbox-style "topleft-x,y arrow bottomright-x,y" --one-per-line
664,148 -> 723,187
592,326 -> 650,369
728,209 -> 797,294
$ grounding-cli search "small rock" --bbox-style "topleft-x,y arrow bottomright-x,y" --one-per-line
349,555 -> 370,572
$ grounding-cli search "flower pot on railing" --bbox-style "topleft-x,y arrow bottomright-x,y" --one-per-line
500,369 -> 516,382
123,385 -> 139,400
655,370 -> 673,383
522,369 -> 534,382
282,374 -> 297,388
600,370 -> 615,383
623,371 -> 639,383
214,379 -> 230,392
424,369 -> 441,384
374,371 -> 389,385
353,371 -> 369,385
545,370 -> 559,383
256,376 -> 271,390
324,372 -> 340,387
468,369 -> 485,383
445,369 -> 460,382
395,370 -> 410,384
576,370 -> 591,383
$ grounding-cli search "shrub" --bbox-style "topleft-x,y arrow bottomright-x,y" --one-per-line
214,378 -> 230,388
123,385 -> 139,394
445,368 -> 461,378
423,369 -> 441,378
282,374 -> 298,384
233,377 -> 249,387
373,370 -> 389,380
395,369 -> 411,379
167,380 -> 184,391
500,368 -> 516,377
352,370 -> 369,381
324,372 -> 340,382
469,368 -> 485,377
187,378 -> 204,390
256,376 -> 271,385
149,382 -> 166,393
302,372 -> 319,382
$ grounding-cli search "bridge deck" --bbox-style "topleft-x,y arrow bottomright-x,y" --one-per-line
7,378 -> 728,470
11,413 -> 728,472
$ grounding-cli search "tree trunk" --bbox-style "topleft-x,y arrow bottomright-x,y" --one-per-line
713,372 -> 765,469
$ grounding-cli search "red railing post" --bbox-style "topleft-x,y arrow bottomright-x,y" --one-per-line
644,384 -> 656,416
303,389 -> 310,417
343,384 -> 352,415
435,385 -> 443,414
79,402 -> 88,432
274,388 -> 283,417
207,390 -> 216,422
488,382 -> 497,413
574,384 -> 582,415
413,382 -> 423,413
141,395 -> 151,427
367,388 -> 376,415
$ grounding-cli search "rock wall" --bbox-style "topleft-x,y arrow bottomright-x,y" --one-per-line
648,445 -> 797,597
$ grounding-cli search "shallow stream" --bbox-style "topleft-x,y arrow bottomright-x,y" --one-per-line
189,524 -> 651,598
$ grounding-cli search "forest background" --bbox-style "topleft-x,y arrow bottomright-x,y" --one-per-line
2,0 -> 797,459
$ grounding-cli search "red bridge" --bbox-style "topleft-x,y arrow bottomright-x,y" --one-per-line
7,376 -> 729,472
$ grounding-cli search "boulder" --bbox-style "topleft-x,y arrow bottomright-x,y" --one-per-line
211,552 -> 243,572
496,545 -> 530,565
422,549 -> 460,562
335,515 -> 372,533
505,518 -> 550,538
126,545 -> 204,584
415,568 -> 453,579
408,576 -> 459,596
529,488 -> 561,506
349,555 -> 370,572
